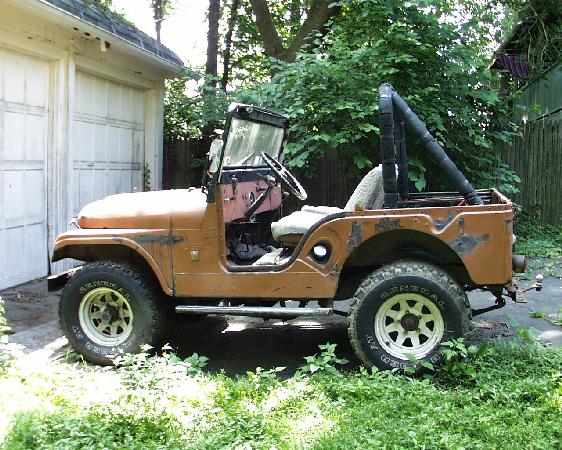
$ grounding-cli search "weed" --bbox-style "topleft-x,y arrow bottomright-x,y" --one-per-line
297,343 -> 349,375
0,297 -> 12,375
531,310 -> 546,318
515,211 -> 562,258
2,341 -> 561,449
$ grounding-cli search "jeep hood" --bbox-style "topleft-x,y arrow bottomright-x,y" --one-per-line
77,189 -> 208,229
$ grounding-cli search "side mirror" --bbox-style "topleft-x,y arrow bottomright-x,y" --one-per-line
205,138 -> 223,204
207,138 -> 223,175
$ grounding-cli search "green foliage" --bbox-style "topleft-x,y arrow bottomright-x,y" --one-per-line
2,341 -> 562,449
238,0 -> 518,192
164,73 -> 230,141
438,338 -> 490,382
0,297 -> 12,375
143,163 -> 151,191
515,210 -> 562,258
297,343 -> 349,375
531,310 -> 546,318
149,0 -> 174,18
112,344 -> 208,391
222,0 -> 313,86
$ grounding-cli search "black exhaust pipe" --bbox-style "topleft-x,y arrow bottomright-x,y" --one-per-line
378,83 -> 483,206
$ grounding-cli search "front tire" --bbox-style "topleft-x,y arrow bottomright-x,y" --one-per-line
348,260 -> 471,371
59,262 -> 166,365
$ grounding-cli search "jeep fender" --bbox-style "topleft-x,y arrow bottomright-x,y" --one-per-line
51,230 -> 174,295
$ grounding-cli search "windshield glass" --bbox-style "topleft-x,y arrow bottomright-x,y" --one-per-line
222,118 -> 284,167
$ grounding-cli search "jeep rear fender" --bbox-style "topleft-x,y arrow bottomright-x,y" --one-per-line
51,229 -> 174,295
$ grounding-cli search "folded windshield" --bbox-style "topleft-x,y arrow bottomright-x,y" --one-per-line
222,118 -> 284,167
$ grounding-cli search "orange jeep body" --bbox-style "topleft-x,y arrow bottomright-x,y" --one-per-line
50,86 -> 523,369
52,187 -> 514,301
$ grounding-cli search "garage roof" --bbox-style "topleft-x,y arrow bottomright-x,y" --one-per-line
43,0 -> 183,68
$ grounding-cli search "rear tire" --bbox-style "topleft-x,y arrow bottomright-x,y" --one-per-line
348,260 -> 471,372
59,262 -> 166,365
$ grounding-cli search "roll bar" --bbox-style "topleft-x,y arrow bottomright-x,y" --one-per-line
378,84 -> 483,207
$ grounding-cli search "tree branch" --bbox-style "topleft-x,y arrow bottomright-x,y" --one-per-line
249,0 -> 340,63
283,0 -> 340,62
249,0 -> 285,58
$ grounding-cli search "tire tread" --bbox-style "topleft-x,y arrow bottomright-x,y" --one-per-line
348,260 -> 471,368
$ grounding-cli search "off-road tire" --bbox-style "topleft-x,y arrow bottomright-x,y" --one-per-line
59,262 -> 167,365
348,260 -> 471,372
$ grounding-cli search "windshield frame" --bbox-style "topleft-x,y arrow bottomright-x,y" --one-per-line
206,104 -> 289,204
218,104 -> 289,172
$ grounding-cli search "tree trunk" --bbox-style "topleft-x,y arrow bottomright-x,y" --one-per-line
221,0 -> 240,90
152,0 -> 163,43
155,20 -> 162,43
284,0 -> 340,61
206,0 -> 221,80
249,0 -> 284,59
249,0 -> 340,63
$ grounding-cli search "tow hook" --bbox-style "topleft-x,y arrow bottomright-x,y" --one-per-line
520,274 -> 544,293
506,274 -> 543,303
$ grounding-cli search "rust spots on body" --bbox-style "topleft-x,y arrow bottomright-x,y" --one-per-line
348,222 -> 362,251
133,235 -> 185,246
375,218 -> 402,233
435,212 -> 456,231
449,234 -> 490,256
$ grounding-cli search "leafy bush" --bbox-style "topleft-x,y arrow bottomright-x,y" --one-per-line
297,342 -> 349,375
515,210 -> 562,258
2,341 -> 561,449
238,0 -> 518,193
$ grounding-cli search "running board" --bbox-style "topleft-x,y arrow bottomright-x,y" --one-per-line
175,305 -> 333,318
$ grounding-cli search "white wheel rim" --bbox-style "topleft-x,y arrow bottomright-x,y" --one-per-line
78,287 -> 134,346
374,293 -> 444,360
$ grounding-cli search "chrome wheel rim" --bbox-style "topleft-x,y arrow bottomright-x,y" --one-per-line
374,293 -> 444,360
78,287 -> 134,346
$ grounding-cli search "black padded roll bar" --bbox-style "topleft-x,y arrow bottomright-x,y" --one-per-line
378,84 -> 399,208
378,83 -> 483,207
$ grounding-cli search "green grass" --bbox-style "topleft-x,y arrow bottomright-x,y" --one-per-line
1,342 -> 561,449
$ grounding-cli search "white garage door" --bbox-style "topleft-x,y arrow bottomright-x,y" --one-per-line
72,71 -> 145,216
0,48 -> 49,290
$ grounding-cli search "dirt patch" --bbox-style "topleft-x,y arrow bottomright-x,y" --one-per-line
0,278 -> 60,334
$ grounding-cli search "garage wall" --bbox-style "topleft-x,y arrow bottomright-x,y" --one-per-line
0,47 -> 50,290
0,8 -> 169,290
72,71 -> 145,216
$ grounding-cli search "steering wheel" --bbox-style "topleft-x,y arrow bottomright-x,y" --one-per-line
261,152 -> 307,201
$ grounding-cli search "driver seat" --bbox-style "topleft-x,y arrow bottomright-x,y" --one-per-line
270,165 -> 384,245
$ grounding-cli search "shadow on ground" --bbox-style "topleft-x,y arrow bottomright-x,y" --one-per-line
165,315 -> 361,376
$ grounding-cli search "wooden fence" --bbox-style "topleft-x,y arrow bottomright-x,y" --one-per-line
499,111 -> 562,226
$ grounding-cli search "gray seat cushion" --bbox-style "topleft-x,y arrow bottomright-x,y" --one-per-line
252,247 -> 290,266
344,165 -> 384,212
271,165 -> 384,244
271,210 -> 330,242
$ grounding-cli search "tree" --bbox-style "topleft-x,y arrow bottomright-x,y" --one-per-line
206,0 -> 221,80
238,0 -> 518,194
221,0 -> 241,90
150,0 -> 174,43
248,0 -> 341,62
